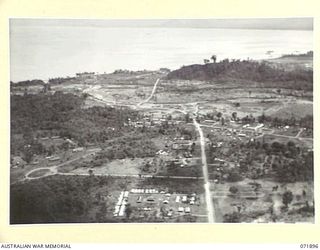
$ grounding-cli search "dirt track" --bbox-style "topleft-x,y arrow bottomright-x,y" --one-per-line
193,109 -> 215,223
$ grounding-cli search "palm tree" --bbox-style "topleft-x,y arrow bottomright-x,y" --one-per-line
88,169 -> 94,176
211,55 -> 217,63
282,190 -> 293,208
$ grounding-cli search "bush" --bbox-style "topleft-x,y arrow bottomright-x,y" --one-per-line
229,186 -> 239,194
282,190 -> 293,208
227,169 -> 243,182
223,212 -> 240,223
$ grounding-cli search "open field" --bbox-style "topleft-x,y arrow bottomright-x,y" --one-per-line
64,157 -> 154,176
267,101 -> 313,119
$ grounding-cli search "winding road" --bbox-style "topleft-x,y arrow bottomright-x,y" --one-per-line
137,78 -> 160,106
24,148 -> 101,180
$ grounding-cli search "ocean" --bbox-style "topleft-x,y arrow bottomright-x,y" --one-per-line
10,26 -> 313,82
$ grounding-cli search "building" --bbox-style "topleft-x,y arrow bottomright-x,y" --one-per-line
172,140 -> 192,150
49,156 -> 60,161
66,138 -> 77,147
176,196 -> 180,203
72,147 -> 84,152
182,196 -> 188,203
203,119 -> 215,124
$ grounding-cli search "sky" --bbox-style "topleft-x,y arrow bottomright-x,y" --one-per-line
11,18 -> 313,30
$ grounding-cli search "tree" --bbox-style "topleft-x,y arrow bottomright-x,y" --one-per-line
223,212 -> 240,223
59,141 -> 69,151
82,93 -> 89,99
227,168 -> 243,182
282,190 -> 293,208
190,142 -> 196,154
258,114 -> 266,123
229,186 -> 239,195
47,145 -> 56,156
196,115 -> 200,123
185,113 -> 191,123
23,150 -> 33,164
204,59 -> 210,64
211,55 -> 217,63
232,112 -> 237,121
287,141 -> 295,148
125,204 -> 133,219
142,162 -> 152,172
221,117 -> 225,126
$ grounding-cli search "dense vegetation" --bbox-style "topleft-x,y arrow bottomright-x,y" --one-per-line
10,175 -> 121,224
10,175 -> 205,224
91,135 -> 158,167
48,77 -> 76,85
257,114 -> 313,136
208,139 -> 313,183
167,60 -> 313,90
11,79 -> 45,87
279,51 -> 313,59
11,92 -> 139,161
246,140 -> 313,182
11,76 -> 78,86
11,92 -> 138,141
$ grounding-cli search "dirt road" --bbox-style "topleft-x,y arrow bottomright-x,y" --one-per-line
193,117 -> 215,223
24,148 -> 101,180
137,78 -> 160,106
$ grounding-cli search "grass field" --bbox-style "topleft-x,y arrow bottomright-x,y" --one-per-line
268,101 -> 313,119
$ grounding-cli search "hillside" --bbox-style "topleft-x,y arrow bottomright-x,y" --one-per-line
166,60 -> 313,90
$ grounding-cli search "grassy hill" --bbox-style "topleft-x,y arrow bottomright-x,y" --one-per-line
166,59 -> 313,90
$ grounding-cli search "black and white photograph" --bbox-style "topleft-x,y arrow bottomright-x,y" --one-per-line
10,18 -> 314,224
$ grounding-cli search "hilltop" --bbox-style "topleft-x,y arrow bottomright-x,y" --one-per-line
166,59 -> 313,90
